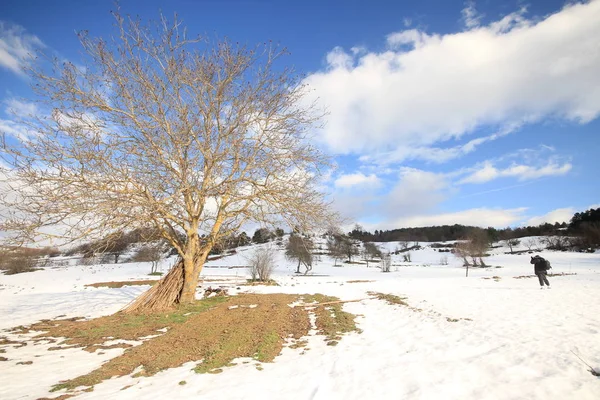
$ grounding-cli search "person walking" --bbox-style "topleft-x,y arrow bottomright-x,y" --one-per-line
530,255 -> 551,289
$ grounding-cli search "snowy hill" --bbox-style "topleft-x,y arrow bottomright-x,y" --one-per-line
1,237 -> 599,399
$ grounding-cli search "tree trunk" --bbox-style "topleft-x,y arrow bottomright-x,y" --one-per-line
180,256 -> 199,303
123,243 -> 209,313
296,260 -> 301,274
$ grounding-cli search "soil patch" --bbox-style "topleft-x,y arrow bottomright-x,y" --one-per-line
19,293 -> 357,394
513,272 -> 577,279
85,280 -> 159,289
367,291 -> 409,306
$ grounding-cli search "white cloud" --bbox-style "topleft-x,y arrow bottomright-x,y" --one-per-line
403,18 -> 412,27
0,21 -> 45,76
4,98 -> 38,117
304,1 -> 600,161
459,161 -> 572,184
376,207 -> 528,229
461,1 -> 484,29
334,172 -> 380,188
525,207 -> 575,226
526,203 -> 600,226
0,119 -> 35,140
384,168 -> 449,218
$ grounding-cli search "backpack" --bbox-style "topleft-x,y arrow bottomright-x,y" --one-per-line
531,256 -> 551,270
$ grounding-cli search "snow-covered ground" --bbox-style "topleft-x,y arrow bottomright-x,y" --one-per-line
1,238 -> 599,400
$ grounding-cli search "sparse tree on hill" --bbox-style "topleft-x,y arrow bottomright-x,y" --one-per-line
454,230 -> 489,277
252,228 -> 272,244
362,242 -> 382,267
505,238 -> 520,254
285,233 -> 314,274
338,235 -> 359,263
0,12 -> 334,311
133,243 -> 166,275
523,237 -> 539,251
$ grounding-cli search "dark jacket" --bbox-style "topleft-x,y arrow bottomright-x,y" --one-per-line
530,256 -> 550,274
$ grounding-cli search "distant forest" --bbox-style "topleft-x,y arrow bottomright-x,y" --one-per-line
348,208 -> 600,243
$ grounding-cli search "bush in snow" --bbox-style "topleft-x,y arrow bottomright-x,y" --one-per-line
248,247 -> 275,281
380,253 -> 392,273
0,253 -> 39,275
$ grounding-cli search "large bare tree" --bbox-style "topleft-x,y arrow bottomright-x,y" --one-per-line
0,13 -> 333,311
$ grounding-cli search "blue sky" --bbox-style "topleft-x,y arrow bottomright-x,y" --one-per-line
1,0 -> 599,230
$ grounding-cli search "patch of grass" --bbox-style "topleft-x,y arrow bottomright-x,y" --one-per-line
35,293 -> 355,393
50,383 -> 70,393
367,292 -> 408,306
514,272 -> 577,279
346,280 -> 374,284
254,330 -> 280,362
0,356 -> 8,361
19,296 -> 228,354
178,380 -> 187,385
302,294 -> 360,342
288,339 -> 308,349
85,280 -> 159,289
148,272 -> 164,276
482,276 -> 502,281
243,279 -> 279,286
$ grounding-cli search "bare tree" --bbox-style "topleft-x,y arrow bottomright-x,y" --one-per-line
523,237 -> 539,252
0,13 -> 334,311
285,233 -> 314,274
454,230 -> 489,277
339,236 -> 359,263
133,243 -> 166,275
505,238 -> 521,254
326,233 -> 346,266
362,242 -> 382,268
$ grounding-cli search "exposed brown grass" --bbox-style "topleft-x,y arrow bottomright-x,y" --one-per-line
513,272 -> 577,279
346,280 -> 374,284
242,279 -> 279,286
367,291 -> 409,306
84,280 -> 159,289
17,293 -> 357,394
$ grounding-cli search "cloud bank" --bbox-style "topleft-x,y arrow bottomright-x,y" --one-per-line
305,1 -> 600,162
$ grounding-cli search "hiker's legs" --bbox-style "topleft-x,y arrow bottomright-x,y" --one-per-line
542,272 -> 550,286
536,272 -> 545,286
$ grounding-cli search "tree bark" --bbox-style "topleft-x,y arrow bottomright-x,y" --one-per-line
180,256 -> 198,303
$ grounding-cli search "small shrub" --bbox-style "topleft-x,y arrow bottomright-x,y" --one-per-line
380,254 -> 391,272
440,255 -> 449,265
1,255 -> 39,275
248,247 -> 275,282
402,252 -> 411,262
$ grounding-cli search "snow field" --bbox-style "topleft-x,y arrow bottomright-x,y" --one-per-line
1,239 -> 599,399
